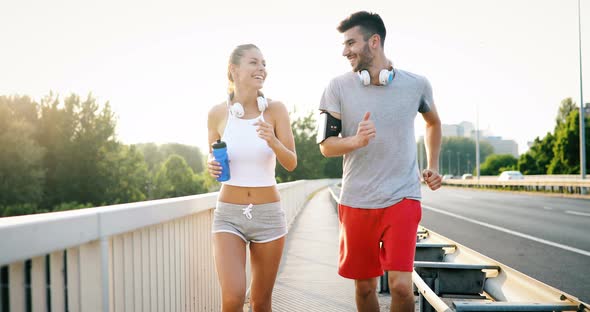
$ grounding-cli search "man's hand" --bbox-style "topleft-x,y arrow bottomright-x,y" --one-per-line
354,112 -> 376,148
422,169 -> 442,190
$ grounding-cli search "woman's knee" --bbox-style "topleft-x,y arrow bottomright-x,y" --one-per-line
250,296 -> 272,312
222,292 -> 245,310
250,289 -> 273,312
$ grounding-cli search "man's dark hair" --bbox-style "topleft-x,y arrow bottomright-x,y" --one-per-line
337,11 -> 386,47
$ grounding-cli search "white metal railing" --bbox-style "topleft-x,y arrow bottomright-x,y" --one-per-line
0,179 -> 337,312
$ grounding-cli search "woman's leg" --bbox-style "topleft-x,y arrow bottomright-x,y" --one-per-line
213,232 -> 247,312
249,237 -> 285,312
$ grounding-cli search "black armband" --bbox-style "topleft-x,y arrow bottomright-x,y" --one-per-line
316,111 -> 342,144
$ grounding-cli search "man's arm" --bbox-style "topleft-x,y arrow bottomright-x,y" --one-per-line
320,136 -> 362,157
422,102 -> 442,190
319,111 -> 375,157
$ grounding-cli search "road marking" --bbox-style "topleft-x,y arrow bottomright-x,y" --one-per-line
543,206 -> 553,210
422,204 -> 590,257
450,194 -> 473,200
565,210 -> 590,217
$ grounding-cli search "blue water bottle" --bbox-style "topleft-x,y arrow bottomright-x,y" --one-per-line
212,139 -> 230,182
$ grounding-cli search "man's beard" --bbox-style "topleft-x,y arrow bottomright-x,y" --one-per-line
353,44 -> 374,72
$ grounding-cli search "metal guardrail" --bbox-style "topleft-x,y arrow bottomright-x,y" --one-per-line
442,178 -> 590,195
412,229 -> 588,312
327,185 -> 589,312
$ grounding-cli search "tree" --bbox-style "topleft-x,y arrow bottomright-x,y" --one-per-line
517,98 -> 589,175
137,143 -> 204,174
548,109 -> 590,174
135,143 -> 162,170
480,154 -> 518,175
152,155 -> 206,198
517,132 -> 555,174
0,96 -> 45,208
1,204 -> 43,217
1,91 -> 214,216
275,111 -> 342,182
100,144 -> 149,204
556,98 -> 577,127
160,143 -> 204,174
36,93 -> 118,208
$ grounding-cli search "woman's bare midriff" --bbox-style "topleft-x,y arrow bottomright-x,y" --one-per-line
218,184 -> 280,205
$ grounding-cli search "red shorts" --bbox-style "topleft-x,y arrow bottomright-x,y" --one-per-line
338,198 -> 422,279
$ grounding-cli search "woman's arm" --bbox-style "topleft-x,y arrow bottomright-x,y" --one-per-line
255,101 -> 297,171
206,104 -> 224,178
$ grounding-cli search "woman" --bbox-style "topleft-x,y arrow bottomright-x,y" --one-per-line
207,44 -> 297,312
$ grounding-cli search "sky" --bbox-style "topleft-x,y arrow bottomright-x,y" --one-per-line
1,0 -> 589,155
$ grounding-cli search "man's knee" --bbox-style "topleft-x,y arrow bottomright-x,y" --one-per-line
355,278 -> 378,298
387,272 -> 413,299
389,282 -> 413,299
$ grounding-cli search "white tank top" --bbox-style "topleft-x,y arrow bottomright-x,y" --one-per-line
221,110 -> 277,187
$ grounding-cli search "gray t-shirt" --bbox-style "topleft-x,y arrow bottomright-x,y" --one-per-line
319,69 -> 433,208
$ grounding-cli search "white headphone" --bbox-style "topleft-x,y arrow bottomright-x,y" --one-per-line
357,66 -> 395,86
227,93 -> 268,118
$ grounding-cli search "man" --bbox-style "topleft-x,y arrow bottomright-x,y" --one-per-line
317,11 -> 442,312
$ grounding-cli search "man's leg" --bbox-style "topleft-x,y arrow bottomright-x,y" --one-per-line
381,199 -> 422,312
355,277 -> 379,312
337,204 -> 384,312
387,271 -> 414,312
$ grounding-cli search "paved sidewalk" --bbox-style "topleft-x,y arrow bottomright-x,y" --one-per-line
272,187 -> 394,311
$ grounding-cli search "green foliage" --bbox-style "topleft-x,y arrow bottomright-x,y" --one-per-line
136,143 -> 204,174
198,170 -> 221,193
52,202 -> 94,212
555,98 -> 577,128
0,96 -> 45,207
518,98 -> 589,175
0,92 -> 214,217
275,111 -> 342,182
152,155 -> 206,198
548,109 -> 589,174
135,143 -> 162,170
480,154 -> 518,175
160,143 -> 204,174
1,203 -> 47,217
35,93 -> 118,208
517,133 -> 554,174
100,144 -> 150,203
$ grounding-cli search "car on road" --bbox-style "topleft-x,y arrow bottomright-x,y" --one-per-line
461,173 -> 473,180
498,170 -> 524,181
442,174 -> 454,180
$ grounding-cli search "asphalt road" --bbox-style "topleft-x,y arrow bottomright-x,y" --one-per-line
420,185 -> 590,303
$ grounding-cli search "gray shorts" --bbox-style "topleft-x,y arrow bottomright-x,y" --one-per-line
212,201 -> 288,243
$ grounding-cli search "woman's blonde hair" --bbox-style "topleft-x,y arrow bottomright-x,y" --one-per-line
227,44 -> 260,94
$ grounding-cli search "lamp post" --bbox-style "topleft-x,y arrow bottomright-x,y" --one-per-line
476,107 -> 480,181
578,0 -> 586,181
474,40 -> 484,182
